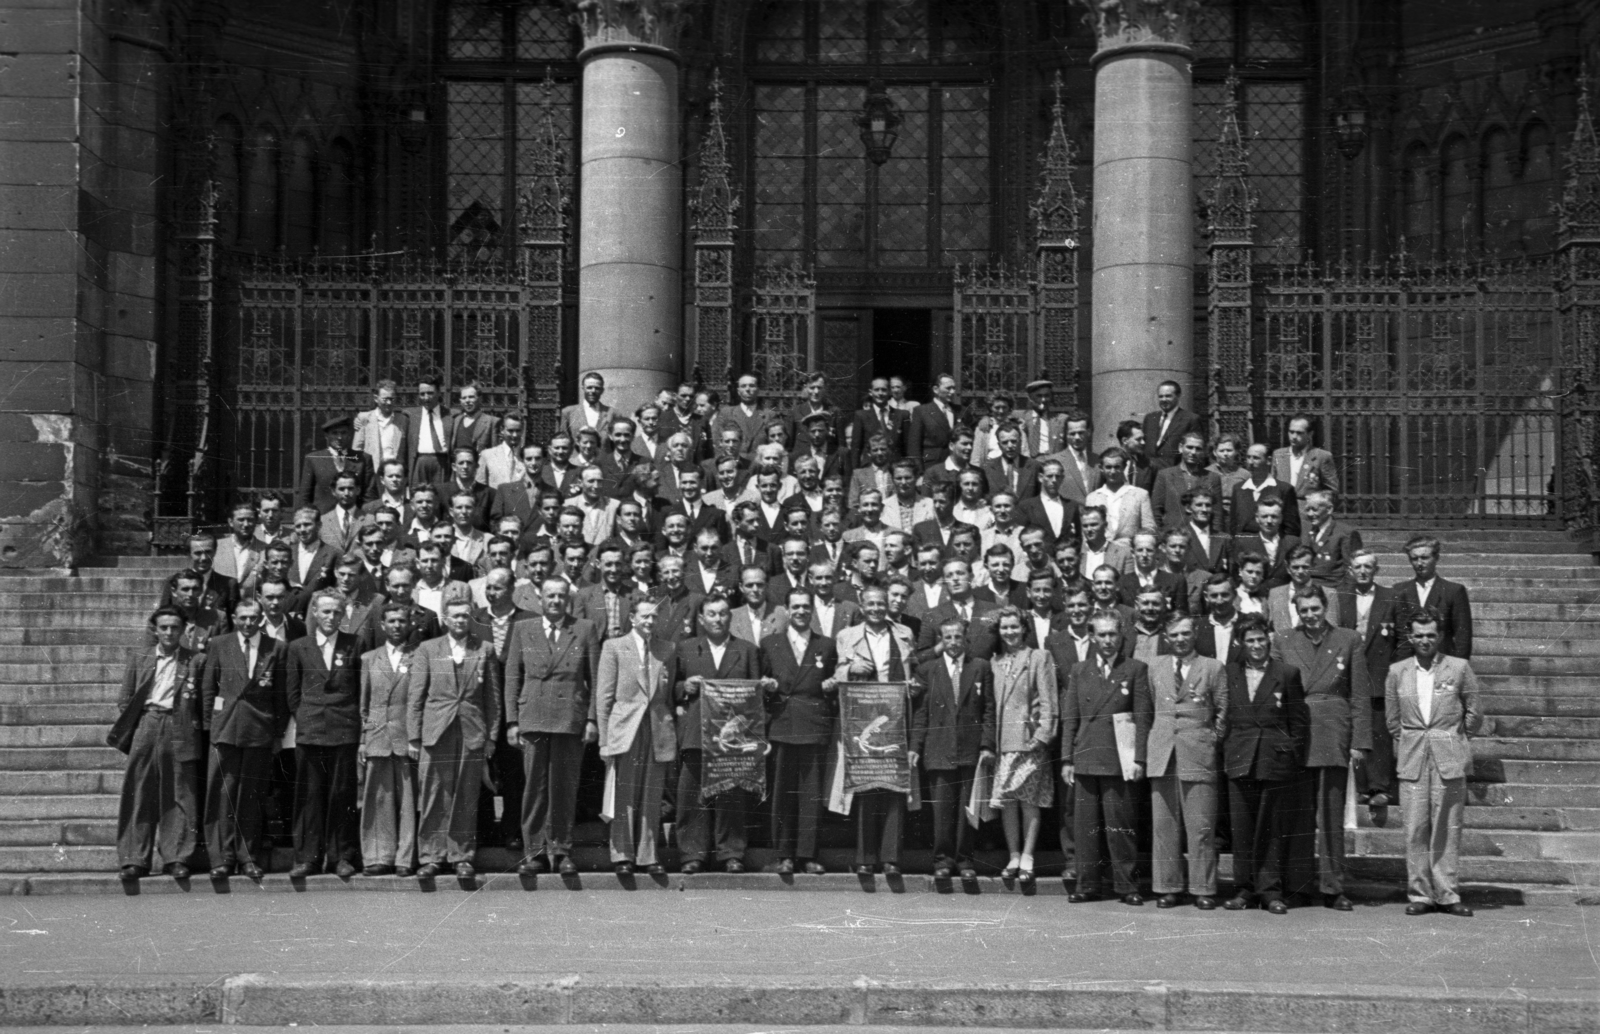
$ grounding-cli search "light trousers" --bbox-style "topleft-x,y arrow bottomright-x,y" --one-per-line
1150,774 -> 1218,896
359,754 -> 417,868
417,723 -> 484,865
1401,766 -> 1466,906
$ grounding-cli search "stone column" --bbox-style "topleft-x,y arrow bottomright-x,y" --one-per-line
1085,0 -> 1199,448
574,0 -> 690,419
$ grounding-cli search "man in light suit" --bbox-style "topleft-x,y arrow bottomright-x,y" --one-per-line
503,578 -> 600,875
806,561 -> 861,637
1271,415 -> 1340,501
214,502 -> 266,585
1047,411 -> 1100,505
907,372 -> 960,472
595,598 -> 678,875
713,373 -> 777,461
1077,506 -> 1133,580
1016,379 -> 1066,458
1141,380 -> 1203,472
1337,549 -> 1403,820
352,379 -> 409,477
1269,545 -> 1342,632
729,565 -> 786,648
407,598 -> 501,879
559,370 -> 615,445
476,415 -> 526,489
1272,583 -> 1371,910
1085,448 -> 1155,546
1388,608 -> 1483,917
200,598 -> 288,880
320,473 -> 365,557
358,602 -> 419,876
1145,613 -> 1228,909
761,591 -> 840,874
285,589 -> 364,878
1392,534 -> 1474,661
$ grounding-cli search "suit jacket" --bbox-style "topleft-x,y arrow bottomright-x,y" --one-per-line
1019,609 -> 1072,649
297,450 -> 372,513
1117,569 -> 1186,612
201,634 -> 289,748
1015,495 -> 1081,545
354,601 -> 440,656
436,477 -> 493,531
989,646 -> 1058,753
595,633 -> 678,762
979,457 -> 1041,501
359,644 -> 415,757
1182,526 -> 1233,576
1060,657 -> 1152,776
1272,624 -> 1372,766
712,403 -> 777,457
352,406 -> 411,476
1267,582 -> 1342,632
503,615 -> 601,735
1145,653 -> 1228,782
729,604 -> 787,648
1142,406 -> 1203,469
684,557 -> 739,601
285,631 -> 362,746
761,630 -> 840,745
811,597 -> 861,638
559,401 -> 615,443
1151,465 -> 1223,530
1393,577 -> 1474,660
1303,520 -> 1362,587
1194,617 -> 1249,667
571,582 -> 647,639
116,646 -> 206,761
319,507 -> 364,557
1386,654 -> 1483,781
1048,447 -> 1100,504
469,606 -> 535,662
1231,534 -> 1299,588
407,633 -> 502,751
907,402 -> 957,469
490,476 -> 544,529
1336,584 -> 1401,694
213,536 -> 265,585
848,405 -> 909,465
1085,484 -> 1156,544
833,622 -> 917,683
1079,540 -> 1134,579
1016,411 -> 1068,457
1222,658 -> 1308,781
657,407 -> 708,461
912,653 -> 995,768
913,597 -> 1000,666
1271,446 -> 1340,497
158,568 -> 240,617
447,410 -> 500,457
651,586 -> 704,642
1229,479 -> 1302,537
659,501 -> 730,547
672,635 -> 760,752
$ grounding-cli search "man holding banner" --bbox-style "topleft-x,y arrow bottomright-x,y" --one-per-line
672,596 -> 763,874
833,586 -> 922,878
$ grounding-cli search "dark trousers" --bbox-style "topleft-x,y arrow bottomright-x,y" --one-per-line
677,749 -> 749,862
1288,765 -> 1347,897
1074,773 -> 1138,895
117,712 -> 200,871
476,722 -> 526,845
1227,774 -> 1294,902
770,741 -> 828,860
1056,767 -> 1076,875
853,789 -> 905,867
1357,698 -> 1395,799
411,453 -> 446,486
926,765 -> 976,869
519,731 -> 584,859
205,742 -> 273,870
293,742 -> 360,868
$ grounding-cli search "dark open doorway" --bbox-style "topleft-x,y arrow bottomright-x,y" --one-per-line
871,308 -> 932,400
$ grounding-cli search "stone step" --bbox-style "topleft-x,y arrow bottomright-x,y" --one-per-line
1458,587 -> 1600,603
1360,529 -> 1577,544
0,662 -> 127,682
0,608 -> 155,627
0,627 -> 147,646
0,794 -> 119,820
0,726 -> 118,748
1474,618 -> 1600,638
0,684 -> 121,705
1345,853 -> 1600,886
1471,759 -> 1600,784
0,594 -> 171,611
0,703 -> 118,726
1439,575 -> 1600,588
0,645 -> 139,664
0,746 -> 124,771
0,770 -> 123,796
1489,714 -> 1600,737
1480,694 -> 1600,719
1363,553 -> 1598,568
1356,805 -> 1600,832
1474,636 -> 1600,657
0,844 -> 117,872
1351,827 -> 1600,861
0,576 -> 176,593
0,819 -> 115,847
1473,737 -> 1600,762
1472,782 -> 1600,808
81,558 -> 192,570
1471,655 -> 1598,676
1473,602 -> 1600,619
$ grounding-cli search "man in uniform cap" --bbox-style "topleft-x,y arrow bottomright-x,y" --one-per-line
297,416 -> 372,515
1018,379 -> 1067,459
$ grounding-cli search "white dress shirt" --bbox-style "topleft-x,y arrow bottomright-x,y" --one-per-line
315,629 -> 335,669
149,650 -> 180,710
1416,661 -> 1435,723
709,638 -> 728,669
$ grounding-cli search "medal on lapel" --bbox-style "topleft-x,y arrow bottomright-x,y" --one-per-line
1335,656 -> 1346,672
1273,691 -> 1283,708
333,650 -> 348,669
256,669 -> 272,687
1119,680 -> 1130,696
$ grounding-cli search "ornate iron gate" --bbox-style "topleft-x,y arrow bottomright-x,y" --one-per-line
952,261 -> 1035,399
744,263 -> 817,411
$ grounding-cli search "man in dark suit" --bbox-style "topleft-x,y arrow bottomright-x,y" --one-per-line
1230,497 -> 1298,589
658,469 -> 730,547
1019,569 -> 1070,648
658,382 -> 708,463
980,424 -> 1041,501
1338,548 -> 1403,819
1231,442 -> 1302,537
914,615 -> 996,881
1194,573 -> 1248,664
490,445 -> 549,530
786,371 -> 844,453
685,526 -> 739,602
200,597 -> 289,880
1016,459 -> 1082,546
446,382 -> 499,457
761,590 -> 840,874
1301,489 -> 1362,590
1392,534 -> 1474,661
907,372 -> 960,472
408,597 -> 502,879
1141,380 -> 1203,473
912,558 -> 999,665
1060,614 -> 1153,905
437,448 -> 493,532
1223,613 -> 1307,913
355,565 -> 440,654
286,587 -> 365,878
296,416 -> 372,515
572,543 -> 648,640
650,554 -> 703,641
1179,490 -> 1232,577
673,595 -> 762,873
848,377 -> 909,465
1151,432 -> 1223,529
286,507 -> 340,594
405,375 -> 453,486
159,532 -> 240,615
256,574 -> 309,646
503,578 -> 601,875
911,483 -> 977,555
1117,532 -> 1186,613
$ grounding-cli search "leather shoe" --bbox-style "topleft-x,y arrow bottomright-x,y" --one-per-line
1267,899 -> 1290,915
1445,902 -> 1474,917
1405,902 -> 1433,915
1223,895 -> 1253,911
208,865 -> 232,880
119,865 -> 146,880
455,861 -> 475,878
288,863 -> 314,879
169,863 -> 190,880
395,866 -> 415,878
882,863 -> 901,877
933,866 -> 953,880
724,858 -> 746,873
241,863 -> 264,880
855,864 -> 874,877
681,860 -> 704,875
1156,892 -> 1184,909
335,860 -> 357,878
1067,891 -> 1101,903
558,857 -> 579,876
364,864 -> 395,877
959,867 -> 978,882
415,862 -> 443,879
614,861 -> 634,876
804,860 -> 827,875
517,857 -> 546,876
646,863 -> 666,875
1194,896 -> 1218,910
1325,894 -> 1354,912
777,858 -> 796,875
1121,892 -> 1145,906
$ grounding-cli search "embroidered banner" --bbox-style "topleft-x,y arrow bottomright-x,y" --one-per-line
700,679 -> 768,800
839,681 -> 911,795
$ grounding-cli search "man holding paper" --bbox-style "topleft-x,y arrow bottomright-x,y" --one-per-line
912,616 -> 996,882
1059,614 -> 1151,905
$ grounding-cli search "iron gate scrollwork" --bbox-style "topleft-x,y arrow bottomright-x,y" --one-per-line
744,263 -> 816,410
953,261 -> 1035,399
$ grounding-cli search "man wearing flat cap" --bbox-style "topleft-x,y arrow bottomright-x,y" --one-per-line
796,408 -> 850,481
1018,380 -> 1068,459
297,416 -> 373,515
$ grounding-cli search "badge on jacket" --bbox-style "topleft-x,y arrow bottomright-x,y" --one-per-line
1119,680 -> 1130,696
333,651 -> 349,669
1273,691 -> 1283,708
1335,656 -> 1346,671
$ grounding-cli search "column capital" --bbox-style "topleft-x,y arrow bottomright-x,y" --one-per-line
1076,0 -> 1202,60
570,0 -> 696,60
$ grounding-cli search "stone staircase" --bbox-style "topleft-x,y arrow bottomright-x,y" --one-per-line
1,533 -> 1598,902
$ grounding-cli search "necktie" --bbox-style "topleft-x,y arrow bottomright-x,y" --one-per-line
1101,660 -> 1112,679
431,410 -> 444,451
1175,659 -> 1186,686
743,541 -> 754,566
546,622 -> 558,649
